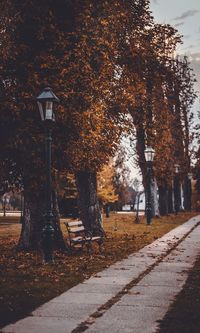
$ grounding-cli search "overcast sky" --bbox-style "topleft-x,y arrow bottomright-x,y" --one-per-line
150,0 -> 200,91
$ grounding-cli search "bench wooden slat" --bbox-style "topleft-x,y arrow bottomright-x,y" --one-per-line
67,221 -> 82,227
68,226 -> 85,233
71,236 -> 85,243
90,236 -> 101,241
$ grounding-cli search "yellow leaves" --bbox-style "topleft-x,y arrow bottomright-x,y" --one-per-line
40,63 -> 48,69
100,19 -> 109,27
97,161 -> 118,204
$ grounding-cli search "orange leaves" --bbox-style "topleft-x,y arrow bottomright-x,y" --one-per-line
97,161 -> 119,204
1,1 -> 134,177
1,0 -> 194,188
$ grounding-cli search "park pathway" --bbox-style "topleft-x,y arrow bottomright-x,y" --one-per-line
2,215 -> 200,333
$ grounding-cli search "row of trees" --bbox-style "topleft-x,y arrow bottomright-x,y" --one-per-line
57,157 -> 135,217
0,0 -> 196,251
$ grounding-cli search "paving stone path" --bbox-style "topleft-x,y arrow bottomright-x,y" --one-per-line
2,215 -> 200,333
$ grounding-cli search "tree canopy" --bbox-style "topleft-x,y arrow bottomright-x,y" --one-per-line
0,0 -> 197,248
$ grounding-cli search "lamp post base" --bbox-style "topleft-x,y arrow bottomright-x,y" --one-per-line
42,223 -> 54,264
134,215 -> 140,224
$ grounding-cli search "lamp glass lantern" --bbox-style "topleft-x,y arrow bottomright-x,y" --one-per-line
144,147 -> 155,162
174,164 -> 180,174
36,87 -> 60,122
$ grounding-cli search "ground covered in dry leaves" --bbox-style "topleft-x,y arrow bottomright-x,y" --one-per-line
0,211 -> 197,328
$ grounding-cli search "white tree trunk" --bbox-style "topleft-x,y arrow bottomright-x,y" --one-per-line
151,180 -> 159,217
180,183 -> 184,210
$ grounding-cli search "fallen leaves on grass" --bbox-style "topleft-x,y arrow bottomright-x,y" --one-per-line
0,211 -> 198,328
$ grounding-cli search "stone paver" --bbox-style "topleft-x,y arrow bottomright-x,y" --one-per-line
32,302 -> 95,320
2,215 -> 200,333
1,317 -> 78,333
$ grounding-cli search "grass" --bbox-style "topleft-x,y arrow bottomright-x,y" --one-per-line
158,254 -> 200,333
0,211 -> 198,328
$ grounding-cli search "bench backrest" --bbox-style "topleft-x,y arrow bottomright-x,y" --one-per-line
65,221 -> 85,235
67,221 -> 83,227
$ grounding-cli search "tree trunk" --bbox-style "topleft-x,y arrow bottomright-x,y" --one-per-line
17,188 -> 66,251
104,204 -> 110,218
52,189 -> 68,251
3,201 -> 6,217
174,175 -> 181,214
180,183 -> 184,211
183,176 -> 192,211
135,125 -> 146,175
167,185 -> 174,214
75,171 -> 103,234
158,185 -> 168,216
151,180 -> 159,217
17,190 -> 44,250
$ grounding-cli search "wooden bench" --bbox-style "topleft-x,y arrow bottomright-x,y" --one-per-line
64,220 -> 104,252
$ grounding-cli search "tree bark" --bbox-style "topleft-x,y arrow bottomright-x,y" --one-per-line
174,175 -> 181,214
17,190 -> 44,250
3,200 -> 6,217
158,185 -> 168,216
151,180 -> 159,217
75,171 -> 103,234
183,176 -> 192,211
17,188 -> 66,251
52,189 -> 68,251
167,185 -> 174,214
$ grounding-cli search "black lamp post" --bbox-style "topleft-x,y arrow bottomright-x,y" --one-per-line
37,87 -> 60,263
144,146 -> 155,225
174,164 -> 180,214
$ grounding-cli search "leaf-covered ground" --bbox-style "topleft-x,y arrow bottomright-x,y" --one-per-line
0,212 -> 197,328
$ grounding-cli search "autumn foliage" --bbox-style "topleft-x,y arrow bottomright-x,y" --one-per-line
0,0 -> 197,247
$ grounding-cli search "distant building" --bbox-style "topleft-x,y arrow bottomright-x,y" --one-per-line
122,204 -> 132,211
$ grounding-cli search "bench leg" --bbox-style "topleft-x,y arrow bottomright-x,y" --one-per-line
97,239 -> 104,253
85,241 -> 92,254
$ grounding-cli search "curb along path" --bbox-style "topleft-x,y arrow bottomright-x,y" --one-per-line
2,215 -> 200,333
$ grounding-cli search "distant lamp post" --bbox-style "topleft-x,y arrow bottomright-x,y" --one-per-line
175,164 -> 180,174
37,87 -> 60,263
144,146 -> 155,225
174,164 -> 180,214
